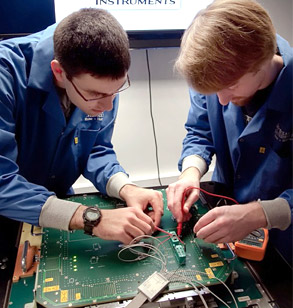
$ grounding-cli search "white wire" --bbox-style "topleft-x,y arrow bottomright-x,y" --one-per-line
179,269 -> 239,308
118,234 -> 239,308
129,235 -> 167,267
117,234 -> 167,271
118,243 -> 166,268
208,275 -> 239,308
165,273 -> 209,308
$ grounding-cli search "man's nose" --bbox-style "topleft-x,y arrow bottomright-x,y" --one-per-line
216,89 -> 232,106
99,95 -> 114,111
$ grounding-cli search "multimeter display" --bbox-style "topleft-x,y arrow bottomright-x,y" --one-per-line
235,228 -> 269,261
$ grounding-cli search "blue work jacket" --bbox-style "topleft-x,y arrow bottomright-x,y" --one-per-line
180,35 -> 292,262
0,25 -> 127,225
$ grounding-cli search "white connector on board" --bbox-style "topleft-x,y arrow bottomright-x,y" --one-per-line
126,271 -> 169,308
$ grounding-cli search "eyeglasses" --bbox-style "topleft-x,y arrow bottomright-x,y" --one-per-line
70,75 -> 130,102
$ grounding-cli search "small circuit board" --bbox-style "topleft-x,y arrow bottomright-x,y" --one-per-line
169,230 -> 186,265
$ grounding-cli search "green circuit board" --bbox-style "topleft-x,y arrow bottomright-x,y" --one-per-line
34,190 -> 235,307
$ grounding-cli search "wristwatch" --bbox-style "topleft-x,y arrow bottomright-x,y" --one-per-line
82,206 -> 102,236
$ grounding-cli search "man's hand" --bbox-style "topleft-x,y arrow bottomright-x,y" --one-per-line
69,186 -> 163,244
166,167 -> 201,223
193,201 -> 267,243
70,204 -> 156,244
119,185 -> 164,227
93,207 -> 155,244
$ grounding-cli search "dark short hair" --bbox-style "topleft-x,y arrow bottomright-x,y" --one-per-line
53,8 -> 130,80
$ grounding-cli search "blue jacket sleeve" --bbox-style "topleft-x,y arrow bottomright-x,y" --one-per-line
179,89 -> 215,171
0,66 -> 54,225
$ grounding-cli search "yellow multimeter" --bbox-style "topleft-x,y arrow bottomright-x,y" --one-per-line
235,228 -> 269,261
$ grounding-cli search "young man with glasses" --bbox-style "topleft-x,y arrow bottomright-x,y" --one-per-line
0,8 -> 163,244
167,0 -> 292,263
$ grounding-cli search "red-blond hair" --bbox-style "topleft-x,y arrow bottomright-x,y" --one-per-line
175,0 -> 277,93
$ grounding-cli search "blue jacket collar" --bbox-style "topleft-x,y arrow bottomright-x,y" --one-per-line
28,24 -> 57,92
267,35 -> 293,112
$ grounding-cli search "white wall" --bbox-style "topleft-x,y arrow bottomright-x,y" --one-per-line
113,48 -> 191,186
258,0 -> 293,44
73,0 -> 293,193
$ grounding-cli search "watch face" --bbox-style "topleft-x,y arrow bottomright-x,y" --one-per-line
86,210 -> 100,221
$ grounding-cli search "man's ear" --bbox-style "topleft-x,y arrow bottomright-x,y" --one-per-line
51,59 -> 65,84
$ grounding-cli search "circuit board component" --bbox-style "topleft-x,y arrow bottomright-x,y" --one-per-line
169,231 -> 186,265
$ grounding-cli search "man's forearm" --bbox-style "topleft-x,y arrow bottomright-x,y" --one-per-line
39,195 -> 82,230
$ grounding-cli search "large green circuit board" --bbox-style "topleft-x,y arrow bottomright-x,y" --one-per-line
34,190 -> 236,308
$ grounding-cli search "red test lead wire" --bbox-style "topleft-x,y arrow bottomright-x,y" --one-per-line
177,222 -> 183,237
176,186 -> 239,237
